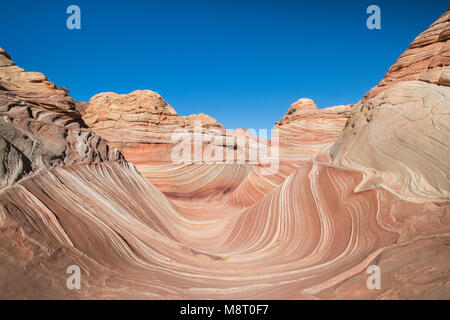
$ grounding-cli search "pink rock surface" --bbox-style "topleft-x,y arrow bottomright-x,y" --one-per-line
276,99 -> 351,161
0,47 -> 122,190
83,90 -> 224,159
364,9 -> 449,100
0,9 -> 449,300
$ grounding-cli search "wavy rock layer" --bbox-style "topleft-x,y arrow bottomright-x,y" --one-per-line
364,10 -> 450,100
83,92 -> 351,208
331,9 -> 450,203
0,48 -> 122,190
1,160 -> 448,299
83,90 -> 227,162
0,8 -> 449,300
331,79 -> 450,202
276,99 -> 351,160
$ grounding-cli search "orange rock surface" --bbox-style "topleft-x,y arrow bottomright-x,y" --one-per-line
364,10 -> 449,100
0,9 -> 449,300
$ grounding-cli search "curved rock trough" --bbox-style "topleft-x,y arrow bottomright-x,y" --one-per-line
0,10 -> 449,299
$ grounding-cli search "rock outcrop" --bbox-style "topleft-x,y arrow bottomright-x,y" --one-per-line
83,90 -> 230,166
84,90 -> 223,144
83,90 -> 280,195
0,47 -> 122,189
331,78 -> 450,202
275,98 -> 351,160
0,8 -> 449,300
364,10 -> 449,100
331,10 -> 450,202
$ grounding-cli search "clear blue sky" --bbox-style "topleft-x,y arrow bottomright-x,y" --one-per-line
0,0 -> 448,130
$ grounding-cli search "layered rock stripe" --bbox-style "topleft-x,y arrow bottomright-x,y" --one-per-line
0,9 -> 449,299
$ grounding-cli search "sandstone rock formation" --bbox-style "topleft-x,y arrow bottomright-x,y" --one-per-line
331,78 -> 450,202
331,10 -> 450,203
276,98 -> 351,160
84,90 -> 223,146
83,90 -> 280,198
364,9 -> 449,100
0,8 -> 449,300
0,47 -> 122,190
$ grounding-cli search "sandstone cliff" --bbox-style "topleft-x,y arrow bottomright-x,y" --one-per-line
364,10 -> 449,100
0,48 -> 123,190
0,8 -> 448,300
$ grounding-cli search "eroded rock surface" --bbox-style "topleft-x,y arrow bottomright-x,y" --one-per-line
0,47 -> 122,189
364,10 -> 449,100
331,79 -> 450,202
0,8 -> 449,300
